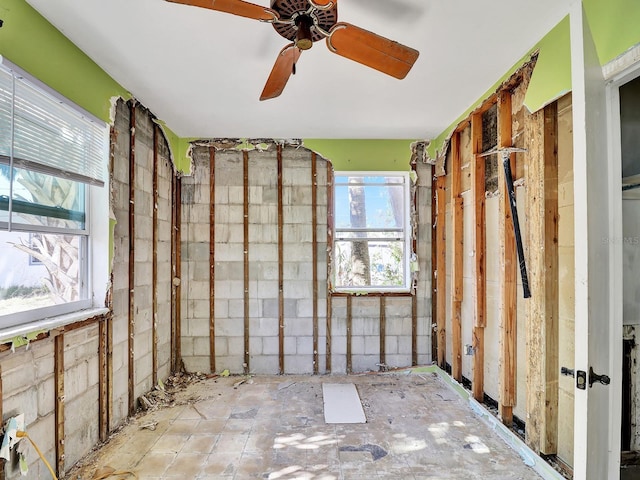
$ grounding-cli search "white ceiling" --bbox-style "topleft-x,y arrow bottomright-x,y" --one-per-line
26,0 -> 571,140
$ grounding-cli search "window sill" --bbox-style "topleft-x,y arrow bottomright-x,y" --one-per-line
0,307 -> 109,346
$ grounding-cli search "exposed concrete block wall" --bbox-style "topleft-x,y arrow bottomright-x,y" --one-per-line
0,338 -> 56,478
110,99 -> 174,420
182,142 -> 431,375
63,326 -> 100,468
415,157 -> 434,367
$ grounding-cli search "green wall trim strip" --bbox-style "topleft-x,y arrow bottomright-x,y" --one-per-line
303,139 -> 416,171
0,0 -> 130,123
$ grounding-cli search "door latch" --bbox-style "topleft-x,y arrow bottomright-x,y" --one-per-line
562,366 -> 609,389
589,367 -> 610,387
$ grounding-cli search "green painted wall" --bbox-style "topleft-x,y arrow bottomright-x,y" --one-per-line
427,16 -> 572,160
584,0 -> 640,65
0,0 -> 194,172
303,139 -> 416,171
523,16 -> 571,113
0,0 -> 128,122
428,0 -> 640,161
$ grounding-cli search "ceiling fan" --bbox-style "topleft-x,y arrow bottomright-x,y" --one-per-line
166,0 -> 420,100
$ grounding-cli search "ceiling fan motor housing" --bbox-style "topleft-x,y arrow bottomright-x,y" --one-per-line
270,0 -> 338,44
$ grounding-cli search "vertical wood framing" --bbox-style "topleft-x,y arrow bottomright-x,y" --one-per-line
243,150 -> 250,374
209,147 -> 216,373
471,112 -> 486,402
346,295 -> 352,374
0,365 -> 4,480
326,164 -> 334,373
380,296 -> 386,369
411,162 -> 418,367
435,175 -> 447,368
498,91 -> 517,426
412,295 -> 418,366
55,333 -> 65,477
525,102 -> 559,454
278,145 -> 285,374
152,124 -> 159,385
312,152 -> 319,374
450,131 -> 464,381
172,176 -> 182,371
99,318 -> 108,442
127,101 -> 136,416
431,165 -> 439,361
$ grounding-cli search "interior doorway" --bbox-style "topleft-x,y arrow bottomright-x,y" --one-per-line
618,70 -> 640,480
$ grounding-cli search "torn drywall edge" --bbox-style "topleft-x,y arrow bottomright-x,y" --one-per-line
523,16 -> 571,113
9,330 -> 45,352
153,120 -> 196,175
426,366 -> 565,480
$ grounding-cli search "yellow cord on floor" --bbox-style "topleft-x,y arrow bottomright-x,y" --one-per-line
16,430 -> 57,480
15,431 -> 137,480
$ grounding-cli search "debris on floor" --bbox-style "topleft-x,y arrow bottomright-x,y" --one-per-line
66,373 -> 545,480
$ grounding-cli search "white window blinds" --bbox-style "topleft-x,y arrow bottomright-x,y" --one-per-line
0,57 -> 107,186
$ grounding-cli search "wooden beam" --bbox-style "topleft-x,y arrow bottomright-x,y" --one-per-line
0,365 -> 4,480
450,131 -> 463,382
498,91 -> 517,426
346,295 -> 353,374
380,296 -> 386,370
412,294 -> 418,366
152,124 -> 159,385
471,112 -> 486,402
278,145 -> 285,374
525,102 -> 559,455
55,333 -> 65,477
312,152 -> 319,374
99,318 -> 108,442
435,175 -> 447,368
431,165 -> 439,362
172,175 -> 183,371
127,101 -> 136,416
243,150 -> 250,375
209,147 -> 216,373
326,164 -> 334,373
411,161 -> 418,367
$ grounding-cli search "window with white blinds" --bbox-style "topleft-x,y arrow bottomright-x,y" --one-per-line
0,56 -> 107,186
0,57 -> 108,328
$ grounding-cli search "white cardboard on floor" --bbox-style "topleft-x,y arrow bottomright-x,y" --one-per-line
322,383 -> 367,424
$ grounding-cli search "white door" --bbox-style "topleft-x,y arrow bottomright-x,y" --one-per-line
570,2 -> 622,479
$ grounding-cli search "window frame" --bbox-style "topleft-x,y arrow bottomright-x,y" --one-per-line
332,171 -> 413,294
0,57 -> 108,330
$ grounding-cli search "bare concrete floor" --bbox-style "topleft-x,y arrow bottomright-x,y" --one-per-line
68,372 -> 542,479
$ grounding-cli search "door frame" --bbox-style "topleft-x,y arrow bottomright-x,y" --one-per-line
570,2 -> 622,478
605,53 -> 640,466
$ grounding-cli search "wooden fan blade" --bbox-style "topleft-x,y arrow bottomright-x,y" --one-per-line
309,0 -> 335,6
326,22 -> 419,79
166,0 -> 277,21
260,44 -> 302,101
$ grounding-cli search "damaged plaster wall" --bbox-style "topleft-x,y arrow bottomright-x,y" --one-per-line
180,143 -> 432,375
